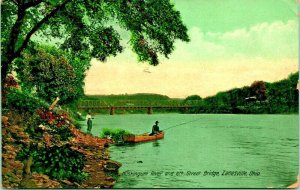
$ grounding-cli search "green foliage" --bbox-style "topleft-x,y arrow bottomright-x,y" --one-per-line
24,113 -> 44,139
53,125 -> 74,141
15,45 -> 84,104
6,88 -> 48,113
100,128 -> 133,142
185,95 -> 202,101
266,73 -> 299,114
182,72 -> 299,114
17,145 -> 87,182
2,0 -> 189,81
114,0 -> 189,65
250,81 -> 267,101
83,93 -> 171,101
37,108 -> 74,141
78,93 -> 182,114
73,120 -> 82,130
181,95 -> 202,113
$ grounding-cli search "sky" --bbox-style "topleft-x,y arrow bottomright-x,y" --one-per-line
84,0 -> 298,98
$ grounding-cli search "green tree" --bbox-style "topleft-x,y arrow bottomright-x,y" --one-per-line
250,81 -> 267,101
185,95 -> 202,101
15,45 -> 84,104
1,0 -> 189,82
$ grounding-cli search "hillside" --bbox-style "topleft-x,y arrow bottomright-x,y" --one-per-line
80,72 -> 299,114
82,93 -> 172,101
183,72 -> 299,114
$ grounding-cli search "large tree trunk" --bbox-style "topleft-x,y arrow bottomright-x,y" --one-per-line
1,60 -> 9,84
1,53 -> 15,84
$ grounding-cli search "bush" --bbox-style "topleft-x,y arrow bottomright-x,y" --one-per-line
73,120 -> 82,130
100,128 -> 133,142
37,108 -> 74,141
6,88 -> 48,113
17,144 -> 88,182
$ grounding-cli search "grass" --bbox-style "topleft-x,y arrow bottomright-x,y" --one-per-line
100,128 -> 134,142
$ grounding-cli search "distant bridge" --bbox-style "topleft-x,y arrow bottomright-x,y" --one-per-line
77,105 -> 196,115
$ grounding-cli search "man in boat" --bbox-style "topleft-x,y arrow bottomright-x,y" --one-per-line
150,121 -> 161,135
86,112 -> 93,134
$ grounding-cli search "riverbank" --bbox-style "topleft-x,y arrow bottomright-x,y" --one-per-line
2,110 -> 121,188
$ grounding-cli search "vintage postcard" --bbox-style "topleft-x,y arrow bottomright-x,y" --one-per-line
1,0 -> 299,189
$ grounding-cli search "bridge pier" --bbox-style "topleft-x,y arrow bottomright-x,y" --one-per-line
110,107 -> 115,115
184,107 -> 188,112
147,107 -> 153,114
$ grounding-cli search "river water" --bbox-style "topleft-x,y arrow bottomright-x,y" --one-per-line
80,114 -> 298,188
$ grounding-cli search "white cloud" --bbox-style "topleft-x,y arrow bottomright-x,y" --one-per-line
84,20 -> 298,98
165,19 -> 297,64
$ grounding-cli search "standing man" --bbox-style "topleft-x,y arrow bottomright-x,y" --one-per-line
86,112 -> 93,134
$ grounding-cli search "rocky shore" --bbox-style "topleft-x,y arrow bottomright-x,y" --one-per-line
2,113 -> 121,188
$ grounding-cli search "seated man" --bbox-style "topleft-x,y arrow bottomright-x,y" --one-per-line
150,121 -> 160,136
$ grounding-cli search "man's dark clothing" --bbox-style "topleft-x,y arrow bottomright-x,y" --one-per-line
150,124 -> 160,135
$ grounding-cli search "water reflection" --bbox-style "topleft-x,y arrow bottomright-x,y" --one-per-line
152,141 -> 160,147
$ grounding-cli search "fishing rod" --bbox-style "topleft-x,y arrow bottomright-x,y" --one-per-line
162,118 -> 202,131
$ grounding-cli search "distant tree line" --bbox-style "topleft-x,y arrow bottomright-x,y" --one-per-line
83,93 -> 171,102
181,72 -> 299,114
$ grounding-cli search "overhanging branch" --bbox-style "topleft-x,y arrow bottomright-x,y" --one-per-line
14,0 -> 71,57
23,0 -> 43,9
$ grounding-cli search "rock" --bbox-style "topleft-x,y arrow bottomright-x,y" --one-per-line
2,128 -> 7,136
105,176 -> 115,182
61,180 -> 73,186
9,125 -> 23,134
20,139 -> 31,144
43,132 -> 52,147
73,182 -> 81,187
42,182 -> 51,188
104,160 -> 122,172
2,167 -> 10,175
16,170 -> 23,176
12,161 -> 24,170
3,145 -> 15,151
2,116 -> 10,126
18,132 -> 29,139
39,174 -> 49,180
6,137 -> 15,143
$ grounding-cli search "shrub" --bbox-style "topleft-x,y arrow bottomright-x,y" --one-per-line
17,144 -> 87,182
37,108 -> 73,141
100,128 -> 133,142
6,88 -> 48,113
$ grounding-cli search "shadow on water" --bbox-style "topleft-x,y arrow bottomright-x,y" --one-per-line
112,140 -> 161,149
152,141 -> 160,147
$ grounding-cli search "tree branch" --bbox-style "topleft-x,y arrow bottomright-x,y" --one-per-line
23,0 -> 43,9
11,0 -> 19,5
14,0 -> 70,57
7,6 -> 26,60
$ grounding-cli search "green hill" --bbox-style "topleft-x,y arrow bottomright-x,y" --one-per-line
82,93 -> 172,101
78,72 -> 298,114
183,72 -> 299,114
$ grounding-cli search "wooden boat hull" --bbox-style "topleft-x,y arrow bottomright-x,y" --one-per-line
124,132 -> 164,143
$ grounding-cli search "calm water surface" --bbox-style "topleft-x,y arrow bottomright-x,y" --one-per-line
81,114 -> 298,188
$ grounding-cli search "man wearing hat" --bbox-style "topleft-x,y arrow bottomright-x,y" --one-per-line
86,112 -> 93,134
150,121 -> 160,136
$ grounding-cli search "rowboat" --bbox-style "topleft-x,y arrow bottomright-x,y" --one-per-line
123,132 -> 164,143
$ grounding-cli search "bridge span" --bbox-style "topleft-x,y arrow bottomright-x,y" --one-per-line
77,106 -> 196,115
